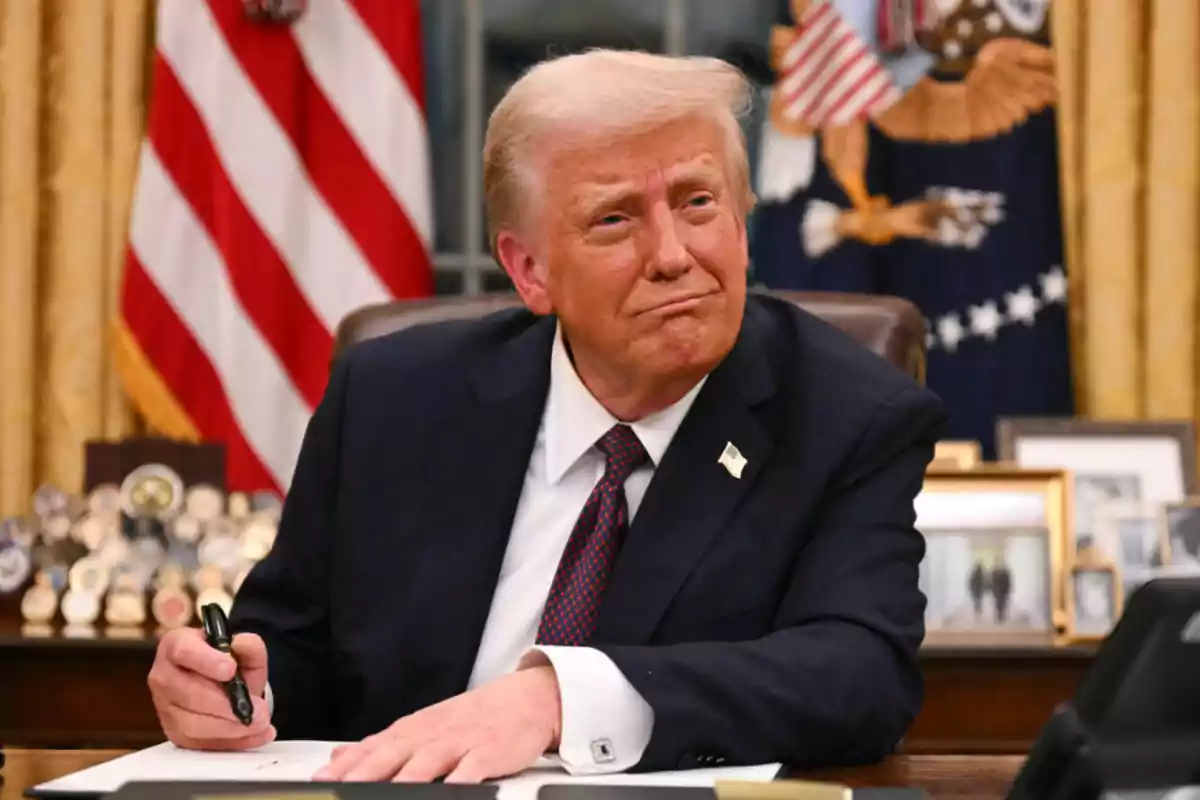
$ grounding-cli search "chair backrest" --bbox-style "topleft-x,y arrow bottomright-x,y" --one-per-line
334,290 -> 927,383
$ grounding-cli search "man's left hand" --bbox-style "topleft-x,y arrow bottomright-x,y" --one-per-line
312,665 -> 562,783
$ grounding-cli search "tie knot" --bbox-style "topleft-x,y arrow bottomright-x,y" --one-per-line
597,424 -> 649,482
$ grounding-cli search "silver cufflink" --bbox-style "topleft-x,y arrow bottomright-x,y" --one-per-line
591,738 -> 616,763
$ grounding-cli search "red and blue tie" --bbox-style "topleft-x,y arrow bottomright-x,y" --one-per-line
536,424 -> 649,646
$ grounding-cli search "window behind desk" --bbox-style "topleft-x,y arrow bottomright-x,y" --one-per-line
420,0 -> 781,296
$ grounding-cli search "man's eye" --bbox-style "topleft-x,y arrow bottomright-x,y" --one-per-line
687,194 -> 714,207
597,214 -> 626,226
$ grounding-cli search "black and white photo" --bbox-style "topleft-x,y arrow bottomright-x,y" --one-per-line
1073,472 -> 1142,550
1093,501 -> 1169,604
1163,501 -> 1200,574
1067,566 -> 1120,641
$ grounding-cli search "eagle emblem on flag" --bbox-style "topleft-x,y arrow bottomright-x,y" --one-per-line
768,0 -> 1055,252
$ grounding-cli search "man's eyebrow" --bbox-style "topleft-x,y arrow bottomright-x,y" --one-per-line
667,163 -> 724,188
574,183 -> 640,213
571,159 -> 725,213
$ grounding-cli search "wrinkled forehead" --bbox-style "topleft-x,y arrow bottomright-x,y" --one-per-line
540,116 -> 735,209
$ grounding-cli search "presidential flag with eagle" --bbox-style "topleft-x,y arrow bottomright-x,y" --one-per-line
751,0 -> 1071,458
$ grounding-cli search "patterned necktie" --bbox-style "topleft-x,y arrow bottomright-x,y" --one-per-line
536,424 -> 649,646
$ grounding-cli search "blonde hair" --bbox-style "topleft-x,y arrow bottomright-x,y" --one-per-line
482,49 -> 756,255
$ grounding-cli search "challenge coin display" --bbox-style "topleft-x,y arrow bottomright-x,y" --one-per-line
69,556 -> 111,596
120,463 -> 185,520
152,565 -> 194,629
9,467 -> 273,632
105,572 -> 148,626
61,587 -> 101,626
170,513 -> 203,544
21,571 -> 58,623
87,483 -> 123,518
185,483 -> 224,523
0,540 -> 32,595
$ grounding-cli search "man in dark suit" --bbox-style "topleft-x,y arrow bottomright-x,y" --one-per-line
147,49 -> 945,782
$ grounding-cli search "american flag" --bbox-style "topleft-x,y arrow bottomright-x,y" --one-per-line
115,0 -> 433,493
775,0 -> 907,127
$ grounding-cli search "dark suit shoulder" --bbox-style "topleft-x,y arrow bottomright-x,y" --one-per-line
743,294 -> 945,457
334,306 -> 547,411
747,294 -> 936,402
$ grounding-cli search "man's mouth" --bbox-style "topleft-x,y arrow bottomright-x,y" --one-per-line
641,291 -> 717,315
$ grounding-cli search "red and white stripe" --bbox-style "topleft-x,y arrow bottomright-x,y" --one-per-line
119,0 -> 433,493
775,0 -> 903,127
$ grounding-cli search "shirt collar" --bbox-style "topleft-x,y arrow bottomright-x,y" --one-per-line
543,323 -> 706,484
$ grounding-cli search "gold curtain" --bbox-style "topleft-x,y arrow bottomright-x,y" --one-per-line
0,0 -> 155,515
1053,1 -> 1200,420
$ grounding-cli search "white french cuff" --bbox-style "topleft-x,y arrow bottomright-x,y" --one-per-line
264,680 -> 274,716
518,646 -> 655,775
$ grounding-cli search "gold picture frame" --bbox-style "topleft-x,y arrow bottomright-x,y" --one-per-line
1063,557 -> 1123,644
917,467 -> 1070,649
931,440 -> 983,470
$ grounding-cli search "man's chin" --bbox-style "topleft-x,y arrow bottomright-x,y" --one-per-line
641,324 -> 729,377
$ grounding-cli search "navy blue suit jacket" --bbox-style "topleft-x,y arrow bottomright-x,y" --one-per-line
229,293 -> 947,772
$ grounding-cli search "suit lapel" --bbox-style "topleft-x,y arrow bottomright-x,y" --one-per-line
403,316 -> 554,697
593,314 -> 777,645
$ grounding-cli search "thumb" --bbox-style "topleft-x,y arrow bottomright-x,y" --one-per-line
231,633 -> 269,695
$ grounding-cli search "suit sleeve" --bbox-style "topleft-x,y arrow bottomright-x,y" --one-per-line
595,384 -> 946,772
227,352 -> 351,739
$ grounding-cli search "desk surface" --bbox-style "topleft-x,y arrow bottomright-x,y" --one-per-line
0,749 -> 1023,800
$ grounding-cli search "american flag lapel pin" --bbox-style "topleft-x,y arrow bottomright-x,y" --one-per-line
718,442 -> 747,479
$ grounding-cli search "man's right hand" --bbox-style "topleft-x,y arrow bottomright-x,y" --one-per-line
148,627 -> 275,751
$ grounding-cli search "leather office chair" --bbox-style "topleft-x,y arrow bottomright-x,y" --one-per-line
334,290 -> 927,384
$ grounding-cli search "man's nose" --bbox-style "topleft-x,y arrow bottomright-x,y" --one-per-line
645,205 -> 690,280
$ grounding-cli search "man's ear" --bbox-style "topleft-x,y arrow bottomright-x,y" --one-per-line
495,230 -> 553,316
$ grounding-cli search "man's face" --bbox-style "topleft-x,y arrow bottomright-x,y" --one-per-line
502,115 -> 749,385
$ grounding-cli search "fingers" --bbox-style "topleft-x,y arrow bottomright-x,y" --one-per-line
443,749 -> 496,784
392,743 -> 463,783
342,739 -> 418,783
231,633 -> 268,670
312,733 -> 390,780
152,661 -> 242,717
323,738 -> 477,784
150,630 -> 274,751
231,633 -> 270,696
164,628 -> 238,682
153,674 -> 273,741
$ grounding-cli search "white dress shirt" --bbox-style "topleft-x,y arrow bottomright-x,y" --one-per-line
467,323 -> 704,774
268,324 -> 703,774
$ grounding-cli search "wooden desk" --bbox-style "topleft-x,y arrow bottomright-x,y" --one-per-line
0,618 -> 1094,753
0,749 -> 1024,800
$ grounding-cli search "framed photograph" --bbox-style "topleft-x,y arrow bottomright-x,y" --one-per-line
931,440 -> 983,470
1161,498 -> 1200,575
995,418 -> 1196,555
916,467 -> 1069,648
1092,500 -> 1170,606
1064,561 -> 1122,642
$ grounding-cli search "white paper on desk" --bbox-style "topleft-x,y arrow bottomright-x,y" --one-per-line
30,741 -> 341,794
31,740 -> 781,800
